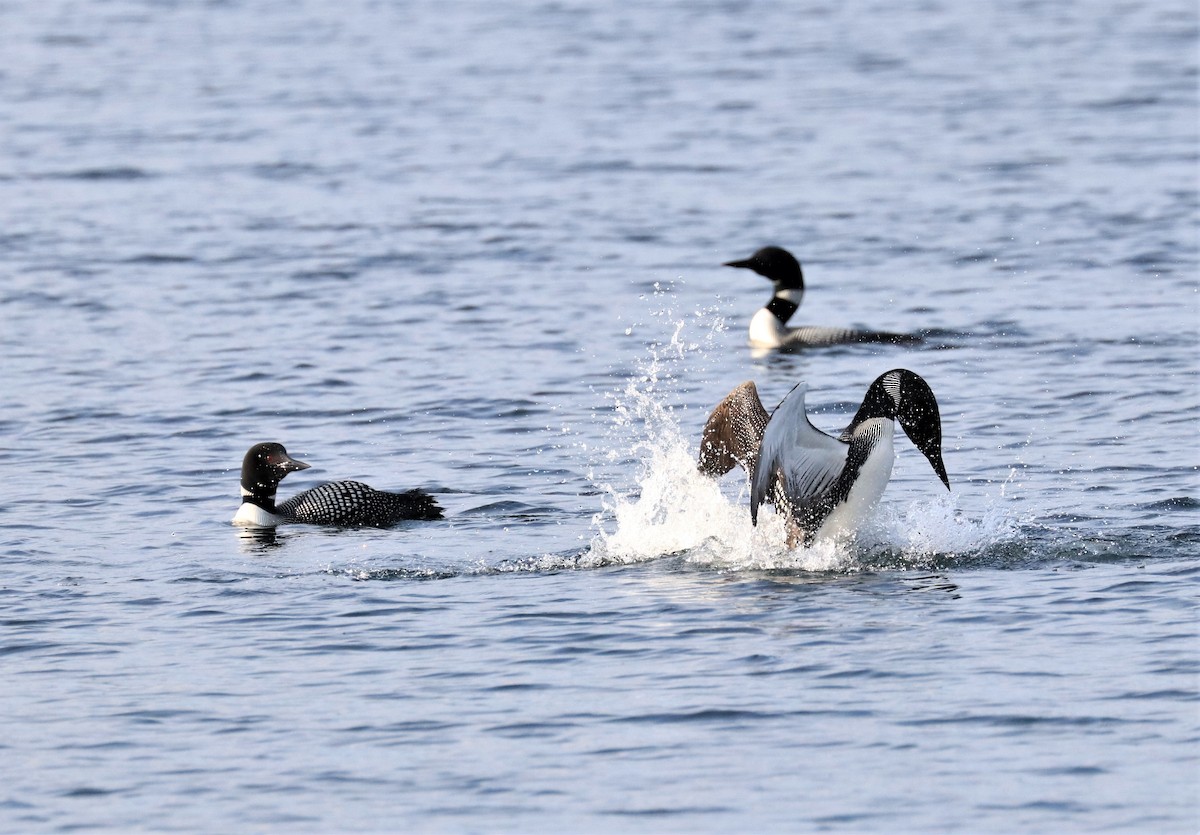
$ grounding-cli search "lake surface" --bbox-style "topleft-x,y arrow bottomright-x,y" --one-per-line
1,0 -> 1197,831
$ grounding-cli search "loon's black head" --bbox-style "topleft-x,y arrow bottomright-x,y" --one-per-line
241,442 -> 311,497
849,369 -> 950,490
724,246 -> 805,291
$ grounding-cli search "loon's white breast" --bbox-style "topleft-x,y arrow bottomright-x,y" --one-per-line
232,500 -> 284,527
749,307 -> 788,348
813,418 -> 895,540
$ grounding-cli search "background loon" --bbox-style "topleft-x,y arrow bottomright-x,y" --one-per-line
724,246 -> 921,349
699,369 -> 948,546
232,442 -> 443,528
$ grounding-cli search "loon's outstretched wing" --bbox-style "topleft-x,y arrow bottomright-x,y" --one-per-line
750,383 -> 848,526
698,381 -> 771,477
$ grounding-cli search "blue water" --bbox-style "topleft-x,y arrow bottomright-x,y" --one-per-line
1,0 -> 1197,831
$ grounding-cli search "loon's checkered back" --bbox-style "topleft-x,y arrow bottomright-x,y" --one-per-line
275,480 -> 442,527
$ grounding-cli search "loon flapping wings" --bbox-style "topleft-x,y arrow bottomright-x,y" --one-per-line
699,370 -> 949,545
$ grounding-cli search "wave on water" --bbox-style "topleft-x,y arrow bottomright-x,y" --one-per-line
583,311 -> 1021,573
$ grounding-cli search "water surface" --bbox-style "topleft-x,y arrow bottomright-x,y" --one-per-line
0,0 -> 1197,831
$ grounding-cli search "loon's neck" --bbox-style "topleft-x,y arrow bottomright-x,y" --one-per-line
765,288 -> 803,324
240,485 -> 277,512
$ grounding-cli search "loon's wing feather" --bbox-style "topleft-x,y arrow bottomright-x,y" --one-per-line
780,326 -> 862,348
779,326 -> 921,349
277,481 -> 442,527
698,381 -> 771,476
750,383 -> 848,525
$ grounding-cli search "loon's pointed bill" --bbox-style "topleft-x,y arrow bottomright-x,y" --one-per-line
232,441 -> 442,529
698,370 -> 949,546
723,245 -> 920,349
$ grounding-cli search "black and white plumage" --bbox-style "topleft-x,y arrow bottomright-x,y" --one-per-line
724,246 -> 921,349
231,442 -> 442,528
699,370 -> 949,546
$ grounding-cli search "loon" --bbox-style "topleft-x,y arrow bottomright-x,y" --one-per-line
699,369 -> 949,545
231,442 -> 443,528
724,246 -> 921,349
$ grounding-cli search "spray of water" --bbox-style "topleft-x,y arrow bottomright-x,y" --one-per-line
586,302 -> 1020,572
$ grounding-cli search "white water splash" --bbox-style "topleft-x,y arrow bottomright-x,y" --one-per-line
586,309 -> 1021,572
859,493 -> 1020,557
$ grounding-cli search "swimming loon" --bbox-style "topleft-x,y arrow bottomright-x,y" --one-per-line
231,442 -> 443,528
699,369 -> 948,545
724,246 -> 920,349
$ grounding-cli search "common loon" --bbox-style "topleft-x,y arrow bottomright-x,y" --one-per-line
724,246 -> 921,349
699,370 -> 948,545
231,442 -> 443,528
